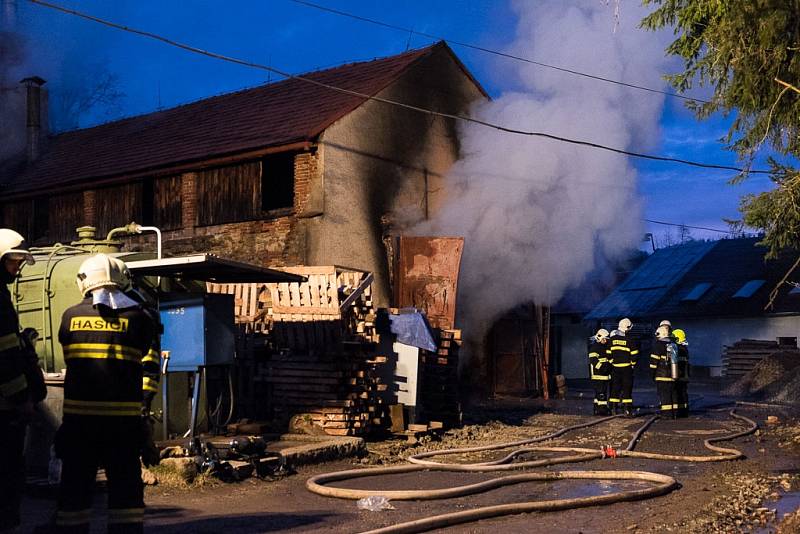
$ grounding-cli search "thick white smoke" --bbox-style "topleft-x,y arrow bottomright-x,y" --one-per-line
412,1 -> 671,363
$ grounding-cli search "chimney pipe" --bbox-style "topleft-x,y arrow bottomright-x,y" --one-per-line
20,76 -> 46,162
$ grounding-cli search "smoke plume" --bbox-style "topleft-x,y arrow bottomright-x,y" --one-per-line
411,1 -> 670,364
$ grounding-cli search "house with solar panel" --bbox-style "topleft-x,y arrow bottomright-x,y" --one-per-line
584,237 -> 800,377
0,42 -> 487,307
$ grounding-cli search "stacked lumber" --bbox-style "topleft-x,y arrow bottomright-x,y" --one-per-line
722,339 -> 779,378
255,349 -> 389,437
418,329 -> 462,427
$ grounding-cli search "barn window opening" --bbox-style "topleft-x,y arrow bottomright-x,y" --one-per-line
261,151 -> 295,212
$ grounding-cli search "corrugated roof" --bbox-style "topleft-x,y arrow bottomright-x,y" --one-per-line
1,42 -> 476,195
586,237 -> 800,320
585,240 -> 714,320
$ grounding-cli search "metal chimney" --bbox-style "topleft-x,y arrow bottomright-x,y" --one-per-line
20,76 -> 46,162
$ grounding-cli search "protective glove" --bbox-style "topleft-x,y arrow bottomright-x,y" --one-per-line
140,416 -> 160,467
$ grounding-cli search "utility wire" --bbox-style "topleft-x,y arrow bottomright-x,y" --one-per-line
643,219 -> 736,234
288,0 -> 711,105
26,0 -> 771,176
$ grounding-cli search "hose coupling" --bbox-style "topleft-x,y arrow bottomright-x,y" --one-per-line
601,445 -> 618,459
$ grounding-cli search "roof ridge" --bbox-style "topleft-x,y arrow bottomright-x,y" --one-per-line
48,42 -> 442,139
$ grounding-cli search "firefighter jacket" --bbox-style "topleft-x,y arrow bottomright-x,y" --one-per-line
588,340 -> 610,379
650,338 -> 677,381
606,331 -> 639,368
58,297 -> 159,418
0,284 -> 30,410
677,343 -> 689,381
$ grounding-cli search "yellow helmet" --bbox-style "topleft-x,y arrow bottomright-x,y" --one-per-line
76,254 -> 131,296
673,329 -> 686,344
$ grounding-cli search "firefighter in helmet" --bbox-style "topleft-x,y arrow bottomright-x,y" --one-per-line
650,324 -> 678,418
52,254 -> 160,533
607,318 -> 638,416
0,229 -> 45,532
673,328 -> 690,417
588,328 -> 611,415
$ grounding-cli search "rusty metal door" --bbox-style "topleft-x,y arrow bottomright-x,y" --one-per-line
394,236 -> 464,330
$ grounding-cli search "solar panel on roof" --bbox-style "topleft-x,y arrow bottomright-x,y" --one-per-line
732,279 -> 765,298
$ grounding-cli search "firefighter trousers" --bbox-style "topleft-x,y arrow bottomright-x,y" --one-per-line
0,412 -> 26,532
676,380 -> 689,417
591,378 -> 610,415
54,416 -> 144,534
609,366 -> 634,411
656,379 -> 677,418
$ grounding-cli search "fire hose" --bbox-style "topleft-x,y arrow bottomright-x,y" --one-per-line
306,409 -> 757,534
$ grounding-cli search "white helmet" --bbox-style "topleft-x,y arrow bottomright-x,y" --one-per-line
655,325 -> 671,339
76,254 -> 131,296
0,228 -> 35,266
595,328 -> 610,342
659,320 -> 672,328
618,318 -> 633,333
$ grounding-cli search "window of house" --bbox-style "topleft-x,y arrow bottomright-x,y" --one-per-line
733,279 -> 765,298
261,151 -> 296,212
681,282 -> 712,302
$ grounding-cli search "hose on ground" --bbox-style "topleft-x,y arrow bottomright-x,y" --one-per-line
306,409 -> 758,534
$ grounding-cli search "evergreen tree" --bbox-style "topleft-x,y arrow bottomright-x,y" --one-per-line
641,0 -> 800,256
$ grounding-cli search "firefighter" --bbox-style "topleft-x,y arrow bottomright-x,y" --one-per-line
607,318 -> 638,416
673,328 -> 690,417
588,328 -> 611,415
0,229 -> 45,533
53,254 -> 160,534
650,324 -> 678,418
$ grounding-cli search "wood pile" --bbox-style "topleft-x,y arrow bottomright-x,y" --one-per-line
418,329 -> 462,427
261,349 -> 389,437
722,339 -> 779,378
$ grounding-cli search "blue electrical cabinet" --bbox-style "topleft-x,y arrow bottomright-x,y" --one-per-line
159,293 -> 235,371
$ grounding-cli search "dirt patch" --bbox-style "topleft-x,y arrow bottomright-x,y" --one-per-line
646,470 -> 797,533
725,350 -> 800,402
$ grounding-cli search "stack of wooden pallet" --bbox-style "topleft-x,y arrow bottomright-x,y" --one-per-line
418,329 -> 462,427
207,266 -> 376,346
722,339 -> 779,377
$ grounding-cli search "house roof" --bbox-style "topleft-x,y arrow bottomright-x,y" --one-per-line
2,41 -> 483,195
585,237 -> 800,321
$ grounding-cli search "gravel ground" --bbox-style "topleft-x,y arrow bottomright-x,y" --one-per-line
17,394 -> 800,533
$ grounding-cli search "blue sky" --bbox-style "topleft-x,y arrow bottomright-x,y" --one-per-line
11,0 -> 777,246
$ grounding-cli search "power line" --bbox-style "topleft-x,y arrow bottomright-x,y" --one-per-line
288,0 -> 711,105
26,0 -> 771,176
643,219 -> 736,234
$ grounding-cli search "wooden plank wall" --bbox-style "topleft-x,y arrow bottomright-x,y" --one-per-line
154,175 -> 182,230
49,192 -> 84,243
95,182 -> 143,237
196,161 -> 261,226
